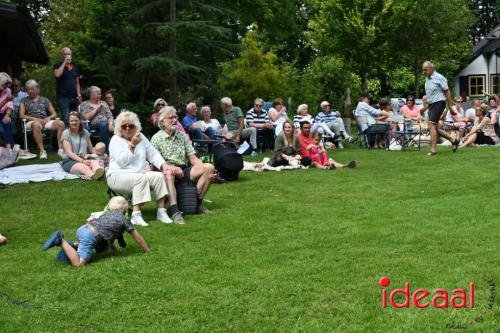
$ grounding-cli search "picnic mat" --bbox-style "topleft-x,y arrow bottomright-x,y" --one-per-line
0,162 -> 79,185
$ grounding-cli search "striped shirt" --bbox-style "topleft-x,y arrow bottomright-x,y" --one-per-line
293,114 -> 314,128
315,111 -> 339,124
246,108 -> 269,125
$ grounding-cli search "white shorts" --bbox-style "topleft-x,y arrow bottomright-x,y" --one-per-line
26,120 -> 57,131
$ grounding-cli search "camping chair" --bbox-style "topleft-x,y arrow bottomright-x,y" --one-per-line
21,118 -> 54,153
390,115 -> 422,151
356,115 -> 390,149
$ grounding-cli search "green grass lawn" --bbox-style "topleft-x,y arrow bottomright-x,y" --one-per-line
0,146 -> 499,332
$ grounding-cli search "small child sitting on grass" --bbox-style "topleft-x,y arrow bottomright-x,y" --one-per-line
85,142 -> 109,167
306,133 -> 357,170
43,196 -> 150,267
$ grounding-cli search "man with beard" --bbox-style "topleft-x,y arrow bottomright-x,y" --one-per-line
151,107 -> 215,224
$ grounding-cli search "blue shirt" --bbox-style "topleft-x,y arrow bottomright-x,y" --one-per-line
425,71 -> 449,104
181,115 -> 198,130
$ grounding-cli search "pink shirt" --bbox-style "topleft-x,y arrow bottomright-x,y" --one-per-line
0,88 -> 13,113
400,104 -> 421,119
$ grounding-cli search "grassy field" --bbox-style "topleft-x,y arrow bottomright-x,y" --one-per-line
0,146 -> 499,332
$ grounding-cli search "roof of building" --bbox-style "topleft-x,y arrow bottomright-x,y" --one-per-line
473,24 -> 500,58
0,1 -> 49,64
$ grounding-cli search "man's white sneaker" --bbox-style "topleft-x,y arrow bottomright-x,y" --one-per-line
131,213 -> 149,226
157,208 -> 173,224
40,151 -> 48,159
172,211 -> 185,225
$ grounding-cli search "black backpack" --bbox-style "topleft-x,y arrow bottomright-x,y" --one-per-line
213,142 -> 243,181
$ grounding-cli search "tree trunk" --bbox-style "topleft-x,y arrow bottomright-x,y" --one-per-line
169,0 -> 178,108
414,59 -> 421,98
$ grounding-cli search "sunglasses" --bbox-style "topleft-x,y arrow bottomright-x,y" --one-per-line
157,103 -> 166,107
121,124 -> 136,130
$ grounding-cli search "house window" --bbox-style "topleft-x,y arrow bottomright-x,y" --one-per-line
491,75 -> 500,95
468,75 -> 485,96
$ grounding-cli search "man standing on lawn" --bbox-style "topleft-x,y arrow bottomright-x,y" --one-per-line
422,61 -> 459,156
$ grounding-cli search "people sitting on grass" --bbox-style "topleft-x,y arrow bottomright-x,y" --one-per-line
79,86 -> 114,147
104,90 -> 122,119
465,99 -> 480,121
315,100 -> 354,145
60,111 -> 105,180
149,98 -> 167,127
220,97 -> 258,156
0,72 -> 15,151
151,107 -> 215,222
43,196 -> 150,267
460,103 -> 498,148
246,98 -> 275,151
85,142 -> 109,168
354,93 -> 392,148
267,119 -> 302,167
195,105 -> 221,140
19,79 -> 65,159
268,98 -> 289,136
441,96 -> 471,142
106,111 -> 171,227
400,95 -> 423,122
488,96 -> 499,114
297,121 -> 356,169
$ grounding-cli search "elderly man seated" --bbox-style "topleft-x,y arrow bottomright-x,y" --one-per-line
354,93 -> 392,148
220,97 -> 258,156
246,98 -> 274,151
182,102 -> 216,142
151,107 -> 215,224
315,101 -> 354,147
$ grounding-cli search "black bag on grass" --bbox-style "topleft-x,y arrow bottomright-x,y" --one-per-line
176,180 -> 199,214
213,142 -> 243,181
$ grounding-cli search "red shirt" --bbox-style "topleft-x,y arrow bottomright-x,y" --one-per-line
297,132 -> 314,157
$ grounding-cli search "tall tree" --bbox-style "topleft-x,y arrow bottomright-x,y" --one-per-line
469,0 -> 500,44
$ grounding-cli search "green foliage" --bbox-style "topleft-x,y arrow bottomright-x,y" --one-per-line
217,27 -> 287,110
469,0 -> 500,44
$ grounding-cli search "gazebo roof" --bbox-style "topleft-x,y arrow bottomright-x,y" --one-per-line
0,1 -> 48,64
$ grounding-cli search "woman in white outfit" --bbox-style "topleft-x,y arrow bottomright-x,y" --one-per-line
106,111 -> 172,226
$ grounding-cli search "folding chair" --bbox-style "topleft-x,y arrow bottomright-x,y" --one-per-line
21,119 -> 54,153
390,115 -> 422,151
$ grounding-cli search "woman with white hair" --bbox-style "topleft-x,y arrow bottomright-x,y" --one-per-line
19,79 -> 65,159
149,98 -> 168,126
106,111 -> 172,226
79,86 -> 114,146
0,72 -> 15,150
196,106 -> 221,139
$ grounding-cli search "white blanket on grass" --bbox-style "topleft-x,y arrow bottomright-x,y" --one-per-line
0,163 -> 79,185
243,157 -> 305,172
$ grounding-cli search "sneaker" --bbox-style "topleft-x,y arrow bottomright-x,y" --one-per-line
91,168 -> 105,181
250,151 -> 259,157
40,151 -> 48,159
57,148 -> 65,158
172,211 -> 185,225
56,240 -> 74,262
43,231 -> 63,250
157,208 -> 173,224
345,136 -> 355,143
198,205 -> 211,214
19,151 -> 37,160
337,142 -> 344,150
347,160 -> 357,168
131,213 -> 149,227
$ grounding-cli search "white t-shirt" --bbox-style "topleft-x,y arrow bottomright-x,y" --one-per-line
195,119 -> 221,132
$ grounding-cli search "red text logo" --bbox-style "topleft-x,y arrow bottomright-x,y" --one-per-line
379,276 -> 475,309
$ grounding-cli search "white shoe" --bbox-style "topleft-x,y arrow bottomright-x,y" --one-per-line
40,151 -> 48,159
131,213 -> 149,226
157,208 -> 173,224
57,148 -> 65,158
19,151 -> 37,160
337,142 -> 344,149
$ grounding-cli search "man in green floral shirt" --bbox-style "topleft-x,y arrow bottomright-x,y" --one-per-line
151,107 -> 215,223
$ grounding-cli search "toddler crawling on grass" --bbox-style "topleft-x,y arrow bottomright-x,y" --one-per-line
43,196 -> 150,267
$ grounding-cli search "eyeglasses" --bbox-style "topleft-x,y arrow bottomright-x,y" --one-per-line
323,104 -> 330,107
165,115 -> 178,120
121,124 -> 136,130
255,104 -> 263,107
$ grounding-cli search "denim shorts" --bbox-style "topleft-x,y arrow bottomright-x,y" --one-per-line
76,225 -> 97,262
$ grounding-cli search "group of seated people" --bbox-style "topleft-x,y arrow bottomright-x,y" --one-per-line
354,92 -> 500,149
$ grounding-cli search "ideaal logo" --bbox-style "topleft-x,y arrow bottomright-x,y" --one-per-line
379,276 -> 475,309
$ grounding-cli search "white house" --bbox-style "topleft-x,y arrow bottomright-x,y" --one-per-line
453,25 -> 500,99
